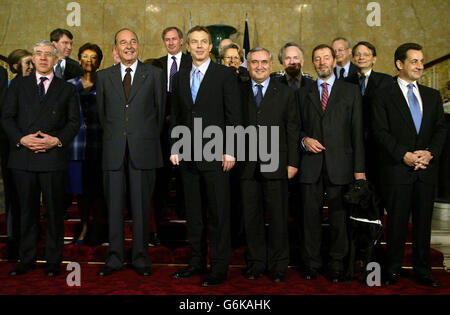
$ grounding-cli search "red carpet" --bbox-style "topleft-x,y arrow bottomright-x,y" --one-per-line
1,262 -> 449,295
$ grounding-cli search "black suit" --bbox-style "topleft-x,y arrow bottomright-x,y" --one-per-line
371,81 -> 447,277
2,73 -> 80,266
272,72 -> 315,90
239,79 -> 299,274
334,62 -> 358,80
63,57 -> 83,81
170,60 -> 241,277
96,61 -> 166,270
346,71 -> 394,182
296,78 -> 365,272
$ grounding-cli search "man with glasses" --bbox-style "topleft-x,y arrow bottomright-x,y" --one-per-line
332,37 -> 358,80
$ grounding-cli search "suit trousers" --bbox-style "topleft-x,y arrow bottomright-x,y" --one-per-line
180,163 -> 231,276
300,169 -> 348,272
241,172 -> 289,273
381,180 -> 435,277
103,146 -> 155,270
11,169 -> 66,265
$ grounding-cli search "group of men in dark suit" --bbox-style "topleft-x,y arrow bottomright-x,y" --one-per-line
0,26 -> 446,289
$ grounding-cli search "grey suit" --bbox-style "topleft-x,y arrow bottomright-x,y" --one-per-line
96,61 -> 166,269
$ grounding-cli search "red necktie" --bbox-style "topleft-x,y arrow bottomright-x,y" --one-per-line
321,82 -> 328,111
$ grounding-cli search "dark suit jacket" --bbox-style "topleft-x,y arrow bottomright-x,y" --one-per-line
158,53 -> 192,84
296,79 -> 365,185
96,61 -> 166,171
334,62 -> 358,79
170,61 -> 242,171
0,67 -> 7,140
1,73 -> 80,171
371,82 -> 447,185
64,57 -> 83,81
239,79 -> 299,179
346,71 -> 394,138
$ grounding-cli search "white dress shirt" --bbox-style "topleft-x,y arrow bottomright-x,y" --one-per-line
120,60 -> 139,85
397,77 -> 423,114
336,61 -> 351,79
167,51 -> 182,91
190,58 -> 211,87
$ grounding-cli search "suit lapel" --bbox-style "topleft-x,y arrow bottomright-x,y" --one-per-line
193,61 -> 214,106
29,76 -> 63,126
180,65 -> 194,108
391,84 -> 417,134
245,81 -> 257,123
127,61 -> 149,102
325,79 -> 342,113
308,81 -> 324,116
259,79 -> 278,112
109,64 -> 127,103
417,84 -> 430,136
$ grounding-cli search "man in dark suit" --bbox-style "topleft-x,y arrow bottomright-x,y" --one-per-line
272,42 -> 314,90
346,41 -> 394,182
332,37 -> 358,80
169,26 -> 241,286
96,28 -> 166,277
50,28 -> 82,80
371,43 -> 447,287
155,26 -> 192,222
296,44 -> 366,282
2,41 -> 80,276
239,47 -> 299,282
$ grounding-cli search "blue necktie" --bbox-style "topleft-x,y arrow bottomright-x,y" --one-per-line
359,75 -> 366,96
255,84 -> 263,108
407,83 -> 422,134
55,59 -> 63,79
191,68 -> 200,103
169,56 -> 177,92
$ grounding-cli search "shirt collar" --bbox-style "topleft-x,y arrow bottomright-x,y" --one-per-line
398,77 -> 417,89
121,60 -> 139,74
360,69 -> 372,78
192,58 -> 211,75
317,74 -> 336,87
169,51 -> 182,60
251,77 -> 270,89
36,71 -> 55,82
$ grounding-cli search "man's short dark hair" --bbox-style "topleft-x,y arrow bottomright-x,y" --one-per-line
77,43 -> 104,67
312,44 -> 336,61
394,42 -> 423,70
352,41 -> 377,57
161,27 -> 184,41
50,28 -> 74,42
186,25 -> 212,44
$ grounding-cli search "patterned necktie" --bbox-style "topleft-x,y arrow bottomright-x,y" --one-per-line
123,67 -> 132,100
255,84 -> 263,108
321,82 -> 328,111
169,56 -> 177,93
407,83 -> 422,134
191,68 -> 200,103
359,74 -> 366,96
54,59 -> 63,79
38,77 -> 48,102
339,67 -> 345,80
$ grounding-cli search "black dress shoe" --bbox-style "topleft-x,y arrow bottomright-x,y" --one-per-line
97,266 -> 120,277
303,268 -> 318,280
244,269 -> 262,280
149,232 -> 161,247
172,266 -> 207,279
135,267 -> 152,277
329,271 -> 344,283
10,264 -> 36,276
271,272 -> 286,283
414,275 -> 438,288
201,274 -> 226,287
45,264 -> 61,277
384,272 -> 399,285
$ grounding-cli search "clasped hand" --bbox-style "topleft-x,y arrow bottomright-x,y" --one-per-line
20,131 -> 60,153
403,150 -> 433,170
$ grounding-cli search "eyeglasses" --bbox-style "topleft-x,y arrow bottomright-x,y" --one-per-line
223,56 -> 240,61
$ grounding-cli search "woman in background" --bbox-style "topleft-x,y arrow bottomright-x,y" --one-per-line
67,43 -> 105,245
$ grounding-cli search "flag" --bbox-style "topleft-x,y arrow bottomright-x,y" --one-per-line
242,16 -> 250,67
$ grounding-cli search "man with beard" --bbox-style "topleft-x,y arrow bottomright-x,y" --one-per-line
296,44 -> 365,283
272,42 -> 314,90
